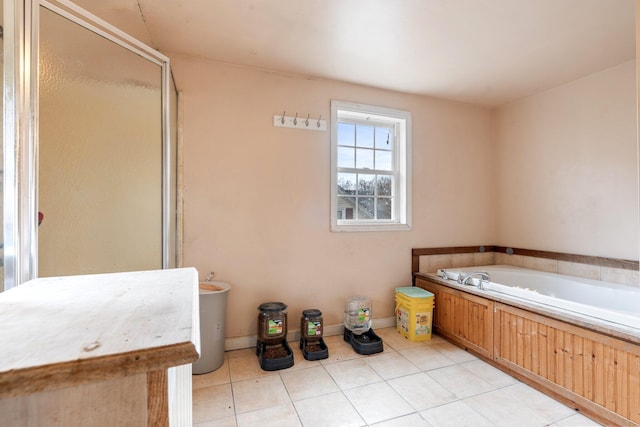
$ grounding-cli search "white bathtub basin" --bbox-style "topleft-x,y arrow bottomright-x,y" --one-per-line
437,265 -> 640,330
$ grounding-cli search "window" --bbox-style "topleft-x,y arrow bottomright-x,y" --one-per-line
331,100 -> 411,231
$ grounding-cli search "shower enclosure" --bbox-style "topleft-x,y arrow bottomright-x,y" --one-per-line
3,0 -> 179,289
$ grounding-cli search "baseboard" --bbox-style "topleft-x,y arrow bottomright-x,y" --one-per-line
224,316 -> 396,351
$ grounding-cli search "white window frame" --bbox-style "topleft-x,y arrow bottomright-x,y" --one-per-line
331,100 -> 412,232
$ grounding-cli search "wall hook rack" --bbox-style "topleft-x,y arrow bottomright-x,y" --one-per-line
273,113 -> 327,131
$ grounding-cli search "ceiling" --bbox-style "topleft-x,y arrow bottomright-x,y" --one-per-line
71,0 -> 635,106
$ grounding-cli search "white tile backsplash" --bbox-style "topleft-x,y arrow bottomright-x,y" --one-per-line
557,261 -> 601,280
418,250 -> 638,287
426,254 -> 454,272
494,252 -> 524,267
522,255 -> 558,273
600,266 -> 640,286
474,251 -> 495,266
451,253 -> 476,268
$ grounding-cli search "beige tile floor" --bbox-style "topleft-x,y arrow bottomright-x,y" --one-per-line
192,327 -> 602,427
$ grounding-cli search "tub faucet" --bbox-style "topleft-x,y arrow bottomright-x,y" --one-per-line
458,272 -> 490,290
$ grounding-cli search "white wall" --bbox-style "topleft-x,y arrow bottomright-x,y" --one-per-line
495,61 -> 638,260
170,54 -> 496,338
170,53 -> 638,340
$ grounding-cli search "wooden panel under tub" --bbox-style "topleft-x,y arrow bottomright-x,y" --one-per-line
415,275 -> 640,427
494,302 -> 640,426
416,279 -> 493,358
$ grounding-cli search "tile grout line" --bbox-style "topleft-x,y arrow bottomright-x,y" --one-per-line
322,358 -> 369,426
277,369 -> 306,427
359,350 -> 425,425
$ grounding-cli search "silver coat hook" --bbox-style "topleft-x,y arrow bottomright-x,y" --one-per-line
281,111 -> 286,124
305,113 -> 310,126
317,115 -> 322,128
293,112 -> 298,125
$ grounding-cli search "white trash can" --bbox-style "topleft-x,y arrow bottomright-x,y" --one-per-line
193,281 -> 231,374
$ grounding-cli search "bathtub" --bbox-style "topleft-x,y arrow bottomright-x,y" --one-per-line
436,265 -> 640,331
418,264 -> 640,425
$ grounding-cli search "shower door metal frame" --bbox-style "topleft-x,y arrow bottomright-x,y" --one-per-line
3,0 -> 175,289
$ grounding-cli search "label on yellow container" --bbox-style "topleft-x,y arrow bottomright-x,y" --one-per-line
415,312 -> 431,335
397,307 -> 410,333
397,306 -> 431,336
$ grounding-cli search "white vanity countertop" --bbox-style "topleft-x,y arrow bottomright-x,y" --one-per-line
0,268 -> 200,398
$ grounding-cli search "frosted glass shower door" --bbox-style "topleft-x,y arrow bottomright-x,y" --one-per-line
0,7 -> 3,290
37,6 -> 163,276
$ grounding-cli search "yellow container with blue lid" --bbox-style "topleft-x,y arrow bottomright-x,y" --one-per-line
395,286 -> 434,341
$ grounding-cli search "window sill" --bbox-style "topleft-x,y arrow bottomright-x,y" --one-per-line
331,222 -> 412,232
